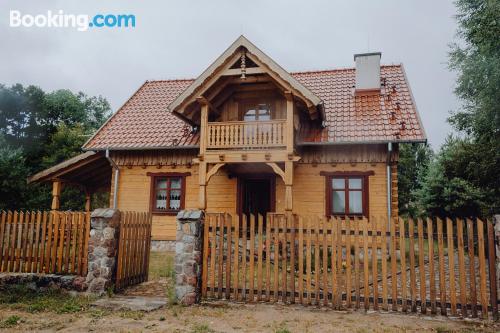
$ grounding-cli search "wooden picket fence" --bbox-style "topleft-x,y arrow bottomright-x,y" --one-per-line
201,213 -> 499,319
115,211 -> 152,290
0,210 -> 90,275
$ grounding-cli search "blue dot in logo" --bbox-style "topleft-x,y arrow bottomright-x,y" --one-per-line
89,22 -> 93,27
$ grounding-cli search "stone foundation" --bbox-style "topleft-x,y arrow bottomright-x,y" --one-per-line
151,240 -> 176,252
85,208 -> 120,295
0,273 -> 86,292
175,210 -> 203,306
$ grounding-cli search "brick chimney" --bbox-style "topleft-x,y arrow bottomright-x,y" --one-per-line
354,52 -> 381,93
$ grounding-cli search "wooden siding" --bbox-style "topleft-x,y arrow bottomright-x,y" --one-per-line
113,160 -> 393,240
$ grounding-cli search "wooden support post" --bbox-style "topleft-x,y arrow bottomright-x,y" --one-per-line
51,180 -> 62,210
198,162 -> 207,210
285,161 -> 293,211
197,97 -> 209,156
284,91 -> 294,154
84,190 -> 91,212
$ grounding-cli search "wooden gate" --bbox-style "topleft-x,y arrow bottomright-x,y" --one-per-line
201,213 -> 499,320
0,210 -> 90,275
115,211 -> 152,290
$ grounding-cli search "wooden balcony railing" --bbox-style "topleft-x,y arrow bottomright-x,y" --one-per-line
206,120 -> 286,149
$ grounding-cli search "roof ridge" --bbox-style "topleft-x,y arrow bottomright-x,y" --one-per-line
145,64 -> 403,82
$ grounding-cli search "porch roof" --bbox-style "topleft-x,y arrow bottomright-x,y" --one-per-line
28,151 -> 112,191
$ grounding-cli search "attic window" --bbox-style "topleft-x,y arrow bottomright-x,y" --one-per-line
244,103 -> 271,121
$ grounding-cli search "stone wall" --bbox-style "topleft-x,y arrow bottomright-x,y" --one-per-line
175,210 -> 203,305
151,240 -> 176,252
85,208 -> 121,295
0,273 -> 85,292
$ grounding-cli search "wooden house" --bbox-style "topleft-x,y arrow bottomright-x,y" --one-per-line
29,36 -> 426,249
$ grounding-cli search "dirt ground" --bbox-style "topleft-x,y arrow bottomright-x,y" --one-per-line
1,301 -> 499,333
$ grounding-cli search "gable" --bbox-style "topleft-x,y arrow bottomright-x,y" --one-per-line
168,36 -> 324,124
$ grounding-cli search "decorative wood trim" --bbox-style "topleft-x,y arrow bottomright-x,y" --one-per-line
320,171 -> 375,177
148,172 -> 190,215
322,171 -> 373,217
146,172 -> 191,177
265,163 -> 285,182
206,163 -> 225,183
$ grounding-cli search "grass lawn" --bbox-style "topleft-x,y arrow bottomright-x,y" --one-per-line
148,251 -> 175,280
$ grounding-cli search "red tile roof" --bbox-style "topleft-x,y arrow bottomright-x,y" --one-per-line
84,65 -> 425,150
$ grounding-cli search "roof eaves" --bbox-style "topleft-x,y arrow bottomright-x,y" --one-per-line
399,63 -> 428,142
84,145 -> 200,152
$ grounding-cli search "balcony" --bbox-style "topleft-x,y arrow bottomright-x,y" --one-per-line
206,120 -> 287,150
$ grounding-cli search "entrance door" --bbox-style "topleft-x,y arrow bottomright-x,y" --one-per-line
238,175 -> 275,217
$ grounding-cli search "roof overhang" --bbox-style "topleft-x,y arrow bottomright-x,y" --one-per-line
28,151 -> 112,191
168,35 -> 324,124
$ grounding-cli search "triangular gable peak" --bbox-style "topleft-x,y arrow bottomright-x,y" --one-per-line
168,36 -> 323,125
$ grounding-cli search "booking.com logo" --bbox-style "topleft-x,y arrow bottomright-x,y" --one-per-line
9,10 -> 136,31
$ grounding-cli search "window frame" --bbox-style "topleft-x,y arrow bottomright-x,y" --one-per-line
240,98 -> 274,121
147,172 -> 191,215
320,171 -> 374,218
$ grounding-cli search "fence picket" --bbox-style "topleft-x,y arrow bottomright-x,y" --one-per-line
306,217 -> 312,305
0,212 -> 6,269
217,214 -> 225,299
249,214 -> 256,301
466,218 -> 477,318
233,215 -> 240,301
298,216 -> 304,304
390,218 -> 397,311
437,217 -> 446,315
354,217 -> 361,309
487,219 -> 498,320
265,214 -> 271,301
371,217 -> 379,310
417,218 -> 426,314
290,214 -> 296,304
477,219 -> 488,319
362,217 -> 369,310
345,217 -> 352,308
427,218 -> 436,314
408,218 -> 417,312
210,215 -> 217,299
314,216 -> 320,305
381,218 -> 388,311
257,214 -> 263,301
457,218 -> 467,317
273,214 -> 279,303
447,217 -> 457,316
399,218 -> 407,312
336,218 -> 343,309
226,213 -> 233,300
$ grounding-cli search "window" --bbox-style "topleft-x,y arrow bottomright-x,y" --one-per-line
243,102 -> 271,121
147,172 -> 190,214
321,171 -> 373,217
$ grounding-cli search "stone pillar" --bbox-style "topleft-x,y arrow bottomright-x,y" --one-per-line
85,208 -> 120,295
175,210 -> 203,305
495,215 -> 500,288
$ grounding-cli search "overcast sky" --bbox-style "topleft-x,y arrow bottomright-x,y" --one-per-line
0,0 -> 460,149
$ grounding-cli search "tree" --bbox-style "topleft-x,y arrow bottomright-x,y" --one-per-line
0,84 -> 111,210
397,143 -> 433,216
417,137 -> 485,217
446,0 -> 500,215
0,136 -> 29,210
